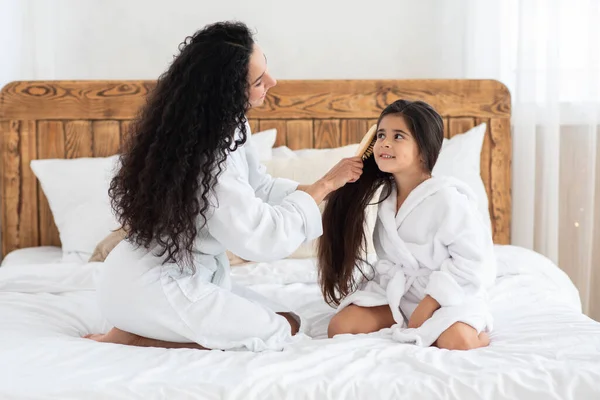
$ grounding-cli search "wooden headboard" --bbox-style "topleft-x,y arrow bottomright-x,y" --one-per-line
0,79 -> 511,258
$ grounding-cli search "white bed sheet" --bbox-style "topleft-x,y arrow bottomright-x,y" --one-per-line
0,245 -> 599,400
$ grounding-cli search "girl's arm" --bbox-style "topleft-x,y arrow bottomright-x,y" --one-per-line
408,295 -> 440,328
424,188 -> 497,308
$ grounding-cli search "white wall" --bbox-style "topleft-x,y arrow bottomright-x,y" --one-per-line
1,0 -> 470,87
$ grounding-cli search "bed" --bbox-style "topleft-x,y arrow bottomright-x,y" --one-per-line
0,79 -> 599,399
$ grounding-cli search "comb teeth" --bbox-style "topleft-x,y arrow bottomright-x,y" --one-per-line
355,124 -> 378,159
362,141 -> 375,160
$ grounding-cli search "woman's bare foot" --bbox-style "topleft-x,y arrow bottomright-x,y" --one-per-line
84,327 -> 206,349
83,333 -> 105,341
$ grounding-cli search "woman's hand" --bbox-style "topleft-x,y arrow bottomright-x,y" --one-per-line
298,157 -> 363,204
408,295 -> 441,329
320,156 -> 364,190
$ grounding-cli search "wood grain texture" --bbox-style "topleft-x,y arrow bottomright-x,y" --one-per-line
448,117 -> 476,138
248,80 -> 511,119
92,120 -> 120,157
37,121 -> 64,247
18,121 -> 39,249
341,119 -> 368,146
443,118 -> 450,139
2,80 -> 510,120
1,121 -> 22,254
489,118 -> 511,244
0,121 -> 6,254
65,121 -> 93,158
286,120 -> 313,150
120,120 -> 132,142
0,81 -> 154,120
476,118 -> 492,216
314,120 -> 341,149
0,79 -> 512,256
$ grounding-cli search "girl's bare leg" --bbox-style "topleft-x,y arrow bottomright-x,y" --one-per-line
327,305 -> 395,338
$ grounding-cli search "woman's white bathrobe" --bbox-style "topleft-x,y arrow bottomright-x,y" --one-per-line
96,125 -> 322,352
338,176 -> 497,346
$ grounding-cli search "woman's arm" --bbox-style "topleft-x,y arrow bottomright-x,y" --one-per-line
297,157 -> 364,204
207,157 -> 362,262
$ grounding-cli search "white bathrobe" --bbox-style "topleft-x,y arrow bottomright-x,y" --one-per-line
338,176 -> 496,346
96,123 -> 322,352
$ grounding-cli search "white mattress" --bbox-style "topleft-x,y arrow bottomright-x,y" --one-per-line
0,245 -> 599,399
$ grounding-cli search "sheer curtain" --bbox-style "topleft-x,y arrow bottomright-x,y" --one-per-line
454,0 -> 600,320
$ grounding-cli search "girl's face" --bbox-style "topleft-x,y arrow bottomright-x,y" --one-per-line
373,114 -> 424,176
247,44 -> 277,109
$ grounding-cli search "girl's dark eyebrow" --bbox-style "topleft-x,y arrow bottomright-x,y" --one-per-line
378,128 -> 410,136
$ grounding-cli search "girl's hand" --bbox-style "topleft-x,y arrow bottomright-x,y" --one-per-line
408,295 -> 441,329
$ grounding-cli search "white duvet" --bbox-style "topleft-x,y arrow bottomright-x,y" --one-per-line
0,245 -> 599,400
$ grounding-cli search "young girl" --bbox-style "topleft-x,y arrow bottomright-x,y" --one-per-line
317,100 -> 496,350
85,22 -> 362,352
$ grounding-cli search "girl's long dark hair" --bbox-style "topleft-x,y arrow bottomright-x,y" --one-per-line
109,21 -> 254,271
317,100 -> 444,306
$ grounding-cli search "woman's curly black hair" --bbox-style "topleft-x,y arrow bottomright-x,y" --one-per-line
109,21 -> 254,271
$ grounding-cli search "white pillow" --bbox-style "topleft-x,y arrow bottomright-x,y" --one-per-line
30,155 -> 121,259
249,128 -> 277,161
432,123 -> 492,232
29,128 -> 278,261
266,144 -> 359,183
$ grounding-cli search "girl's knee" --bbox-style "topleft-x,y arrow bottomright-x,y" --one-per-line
436,323 -> 488,351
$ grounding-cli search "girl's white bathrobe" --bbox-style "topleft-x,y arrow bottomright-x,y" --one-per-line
338,176 -> 497,346
96,125 -> 322,352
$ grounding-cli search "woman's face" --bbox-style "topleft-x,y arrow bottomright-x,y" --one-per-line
247,44 -> 277,109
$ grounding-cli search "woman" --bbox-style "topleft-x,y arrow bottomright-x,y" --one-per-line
86,21 -> 362,352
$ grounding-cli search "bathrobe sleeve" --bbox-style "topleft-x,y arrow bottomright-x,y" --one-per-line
424,188 -> 497,307
206,153 -> 322,263
245,132 -> 299,205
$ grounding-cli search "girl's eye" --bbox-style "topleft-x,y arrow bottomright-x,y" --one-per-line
395,134 -> 403,140
376,133 -> 385,139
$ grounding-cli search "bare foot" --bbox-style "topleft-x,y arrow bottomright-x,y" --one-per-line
83,327 -> 207,350
478,331 -> 491,347
83,333 -> 104,341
